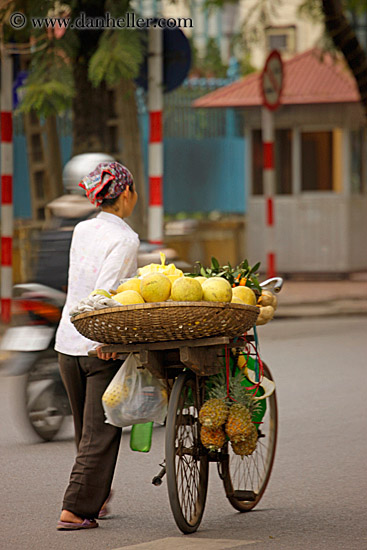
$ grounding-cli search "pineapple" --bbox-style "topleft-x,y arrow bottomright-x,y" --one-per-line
103,383 -> 125,408
208,369 -> 257,414
231,423 -> 258,456
102,381 -> 130,408
200,425 -> 226,451
199,398 -> 229,429
225,403 -> 253,443
200,362 -> 261,449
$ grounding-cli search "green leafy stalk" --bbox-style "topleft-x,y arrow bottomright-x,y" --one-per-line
88,27 -> 145,87
18,43 -> 74,117
187,256 -> 262,292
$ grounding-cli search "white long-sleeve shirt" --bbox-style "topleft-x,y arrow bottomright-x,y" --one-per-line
55,211 -> 139,356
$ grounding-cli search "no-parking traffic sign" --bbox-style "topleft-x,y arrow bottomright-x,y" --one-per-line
261,50 -> 283,111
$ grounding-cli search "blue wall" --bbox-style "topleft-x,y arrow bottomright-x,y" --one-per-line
13,135 -> 32,218
139,108 -> 247,215
4,109 -> 247,219
60,135 -> 72,169
164,137 -> 246,214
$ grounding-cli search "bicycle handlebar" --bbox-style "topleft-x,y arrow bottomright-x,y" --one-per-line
260,277 -> 284,293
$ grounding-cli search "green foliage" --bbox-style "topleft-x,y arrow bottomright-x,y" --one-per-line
204,0 -> 239,9
18,79 -> 74,117
187,256 -> 262,292
1,0 -> 144,117
105,0 -> 131,16
299,0 -> 366,23
0,0 -> 54,42
89,28 -> 145,87
298,0 -> 366,56
207,369 -> 260,415
17,44 -> 74,117
204,0 -> 282,66
201,37 -> 228,78
240,55 -> 256,76
347,0 -> 367,15
189,36 -> 228,77
228,37 -> 256,77
298,0 -> 323,22
188,35 -> 200,71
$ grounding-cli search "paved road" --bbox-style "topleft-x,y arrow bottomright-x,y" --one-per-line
1,317 -> 366,550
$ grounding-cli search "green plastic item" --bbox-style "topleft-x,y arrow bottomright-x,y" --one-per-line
130,422 -> 153,452
237,356 -> 267,426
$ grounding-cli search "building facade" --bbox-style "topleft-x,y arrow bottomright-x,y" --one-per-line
135,0 -> 324,69
194,49 -> 367,273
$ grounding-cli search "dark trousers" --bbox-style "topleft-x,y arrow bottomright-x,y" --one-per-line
58,352 -> 123,519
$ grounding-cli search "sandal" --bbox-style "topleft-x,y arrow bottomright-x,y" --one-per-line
57,518 -> 98,531
98,490 -> 113,519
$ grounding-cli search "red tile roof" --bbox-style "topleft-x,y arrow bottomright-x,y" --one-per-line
193,49 -> 361,108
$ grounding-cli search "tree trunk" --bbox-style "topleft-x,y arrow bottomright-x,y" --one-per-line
322,0 -> 367,122
44,115 -> 64,197
72,59 -> 109,155
71,0 -> 109,154
115,79 -> 147,239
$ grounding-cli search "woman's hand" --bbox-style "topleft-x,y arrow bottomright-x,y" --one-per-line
96,346 -> 118,361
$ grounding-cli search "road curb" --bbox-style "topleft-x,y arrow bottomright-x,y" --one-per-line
276,300 -> 367,318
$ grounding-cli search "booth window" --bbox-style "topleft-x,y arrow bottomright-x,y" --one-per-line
275,130 -> 292,194
350,128 -> 365,194
252,130 -> 263,195
252,129 -> 292,195
301,131 -> 333,191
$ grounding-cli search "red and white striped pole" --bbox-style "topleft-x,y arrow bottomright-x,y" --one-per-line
262,107 -> 276,278
147,27 -> 163,245
1,48 -> 13,323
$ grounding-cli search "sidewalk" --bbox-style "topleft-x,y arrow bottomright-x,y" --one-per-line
275,274 -> 367,318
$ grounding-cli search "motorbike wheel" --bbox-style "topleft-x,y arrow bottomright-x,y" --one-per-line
25,350 -> 70,442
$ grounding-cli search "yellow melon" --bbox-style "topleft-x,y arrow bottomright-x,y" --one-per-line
116,278 -> 141,294
193,276 -> 207,285
171,277 -> 203,302
140,273 -> 171,302
231,296 -> 246,304
201,277 -> 232,303
113,290 -> 145,305
232,286 -> 257,306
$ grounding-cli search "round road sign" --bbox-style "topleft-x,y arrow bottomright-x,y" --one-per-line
261,50 -> 283,111
135,26 -> 191,94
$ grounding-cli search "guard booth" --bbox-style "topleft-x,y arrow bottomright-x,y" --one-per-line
194,49 -> 367,274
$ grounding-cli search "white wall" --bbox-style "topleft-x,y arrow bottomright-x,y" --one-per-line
238,0 -> 323,68
247,196 -> 367,272
154,0 -> 323,67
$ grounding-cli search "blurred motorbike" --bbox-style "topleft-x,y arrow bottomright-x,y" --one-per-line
0,283 -> 70,441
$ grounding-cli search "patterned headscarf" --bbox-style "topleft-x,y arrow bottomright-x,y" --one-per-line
79,162 -> 134,207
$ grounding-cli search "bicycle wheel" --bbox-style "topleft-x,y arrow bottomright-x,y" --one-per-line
220,362 -> 278,512
165,372 -> 209,534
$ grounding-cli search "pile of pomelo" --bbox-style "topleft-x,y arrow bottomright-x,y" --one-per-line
92,273 -> 255,305
89,253 -> 277,326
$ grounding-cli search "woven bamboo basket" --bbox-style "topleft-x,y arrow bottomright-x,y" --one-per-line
71,302 -> 259,345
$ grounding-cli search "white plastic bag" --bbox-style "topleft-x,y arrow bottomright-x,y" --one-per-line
102,353 -> 167,428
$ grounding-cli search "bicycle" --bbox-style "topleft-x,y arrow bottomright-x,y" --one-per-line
83,277 -> 283,534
